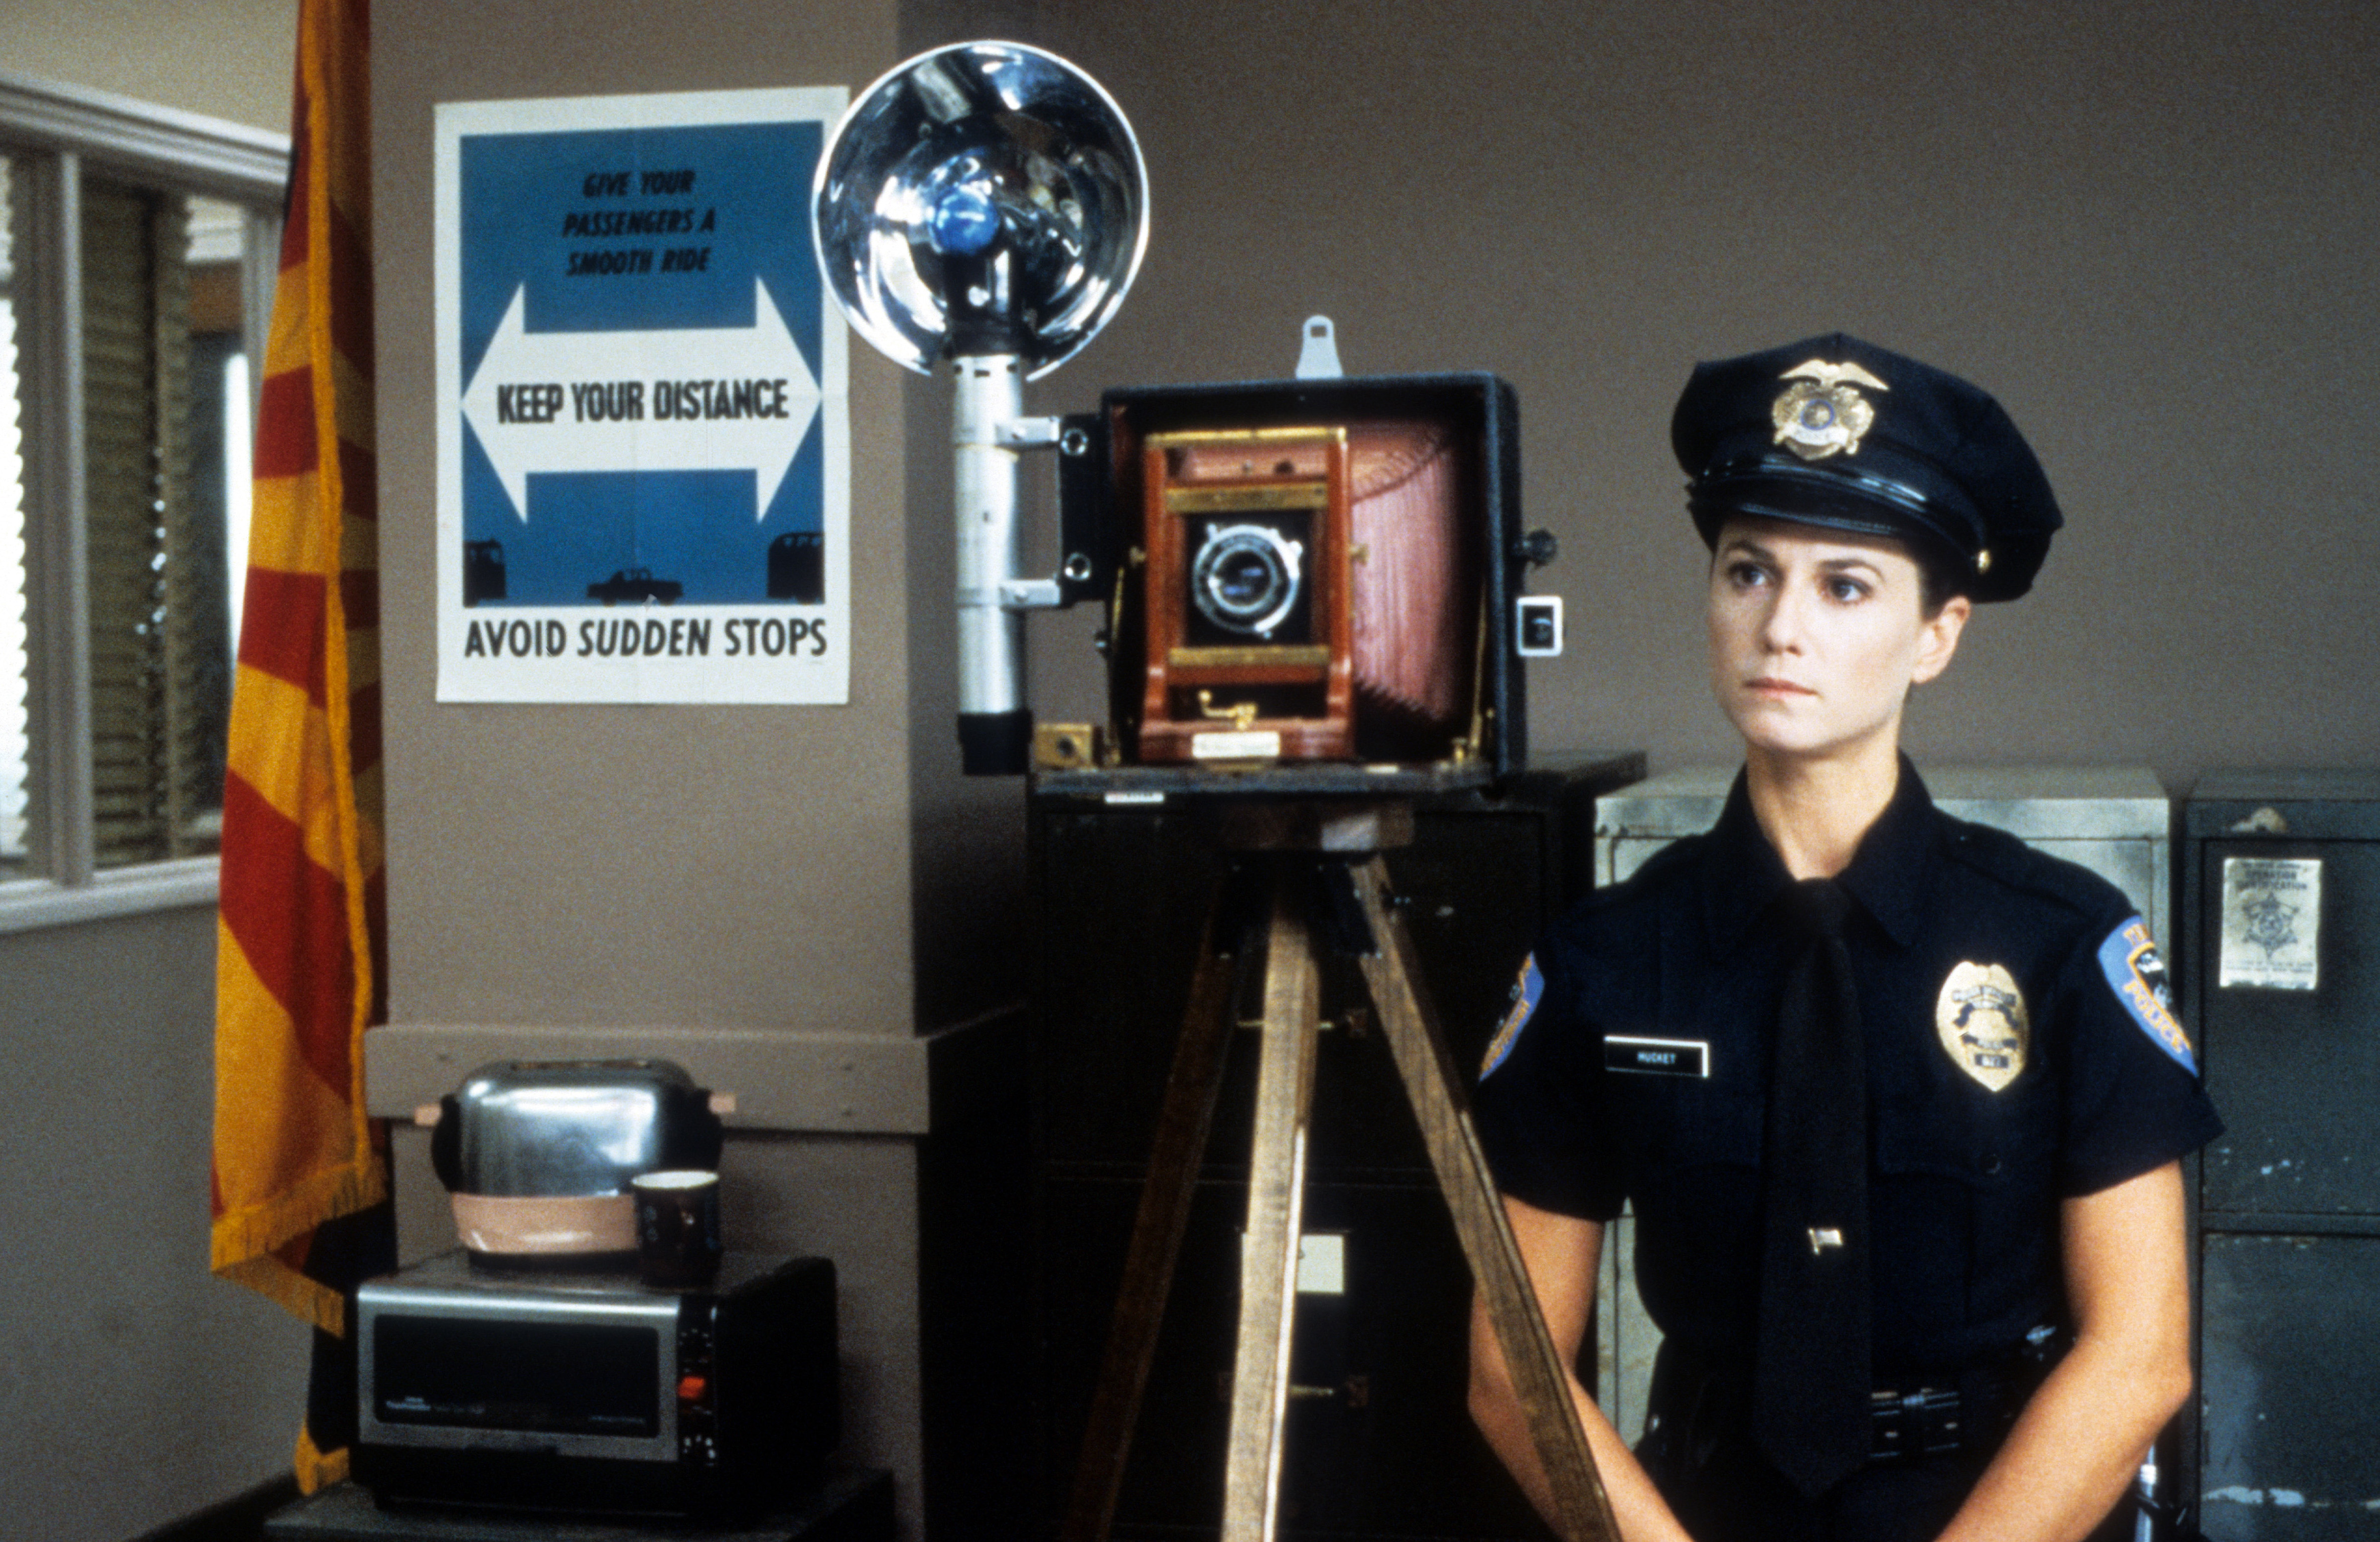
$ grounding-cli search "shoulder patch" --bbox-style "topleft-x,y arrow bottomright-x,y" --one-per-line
2096,917 -> 2197,1075
1480,954 -> 1544,1079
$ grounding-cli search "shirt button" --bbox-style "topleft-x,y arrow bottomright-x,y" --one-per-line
1983,1154 -> 2004,1176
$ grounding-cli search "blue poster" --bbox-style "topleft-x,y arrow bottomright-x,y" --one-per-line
435,88 -> 850,703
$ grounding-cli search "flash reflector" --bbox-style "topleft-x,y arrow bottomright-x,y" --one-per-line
812,41 -> 1148,378
813,41 -> 1149,773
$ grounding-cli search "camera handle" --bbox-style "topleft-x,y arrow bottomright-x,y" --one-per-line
1061,804 -> 1617,1542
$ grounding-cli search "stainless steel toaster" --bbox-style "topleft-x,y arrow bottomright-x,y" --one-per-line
427,1059 -> 725,1258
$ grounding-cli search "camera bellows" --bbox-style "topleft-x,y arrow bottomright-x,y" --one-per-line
1348,423 -> 1469,735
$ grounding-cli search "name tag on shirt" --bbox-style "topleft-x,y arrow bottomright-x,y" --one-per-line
1605,1036 -> 1709,1078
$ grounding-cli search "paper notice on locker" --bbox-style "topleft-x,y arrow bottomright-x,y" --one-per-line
2218,856 -> 2322,990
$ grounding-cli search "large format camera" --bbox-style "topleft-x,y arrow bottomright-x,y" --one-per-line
1042,373 -> 1538,780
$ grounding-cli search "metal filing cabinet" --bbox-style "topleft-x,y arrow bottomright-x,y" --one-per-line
2182,772 -> 2380,1542
1589,765 -> 2174,1442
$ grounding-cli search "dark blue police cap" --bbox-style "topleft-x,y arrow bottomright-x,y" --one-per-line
1670,333 -> 2062,602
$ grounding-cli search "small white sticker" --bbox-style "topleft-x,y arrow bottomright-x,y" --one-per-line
1516,595 -> 1564,657
1192,730 -> 1282,760
1297,1234 -> 1345,1296
2219,856 -> 2322,990
1102,790 -> 1166,806
1236,1230 -> 1347,1295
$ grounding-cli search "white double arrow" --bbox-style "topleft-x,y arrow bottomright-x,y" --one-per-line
460,277 -> 819,523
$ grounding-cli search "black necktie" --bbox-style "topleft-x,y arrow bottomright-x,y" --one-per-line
1752,878 -> 1872,1497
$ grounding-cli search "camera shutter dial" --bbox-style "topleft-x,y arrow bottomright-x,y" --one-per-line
1192,524 -> 1306,637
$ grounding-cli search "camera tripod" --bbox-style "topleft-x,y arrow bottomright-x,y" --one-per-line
1059,800 -> 1616,1542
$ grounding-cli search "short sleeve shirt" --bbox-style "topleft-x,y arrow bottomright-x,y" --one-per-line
1472,762 -> 2222,1377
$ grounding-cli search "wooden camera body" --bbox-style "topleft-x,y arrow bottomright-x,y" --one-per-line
1138,426 -> 1358,763
1066,373 -> 1529,780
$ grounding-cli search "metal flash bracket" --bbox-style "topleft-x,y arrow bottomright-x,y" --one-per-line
990,412 -> 1109,610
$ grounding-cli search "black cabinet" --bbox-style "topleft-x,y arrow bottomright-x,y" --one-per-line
2182,772 -> 2380,1542
1024,760 -> 1638,1542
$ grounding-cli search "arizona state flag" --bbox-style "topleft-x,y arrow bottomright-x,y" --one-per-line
210,0 -> 391,1493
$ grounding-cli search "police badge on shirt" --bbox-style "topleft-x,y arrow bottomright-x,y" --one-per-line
1936,961 -> 2030,1092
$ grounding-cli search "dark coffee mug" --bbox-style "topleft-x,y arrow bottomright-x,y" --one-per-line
632,1170 -> 722,1287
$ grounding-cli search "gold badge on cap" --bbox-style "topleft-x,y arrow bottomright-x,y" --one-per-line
1936,961 -> 2029,1092
1772,358 -> 1889,462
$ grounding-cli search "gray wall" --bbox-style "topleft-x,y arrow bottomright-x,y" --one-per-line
0,0 -> 292,133
0,907 -> 311,1542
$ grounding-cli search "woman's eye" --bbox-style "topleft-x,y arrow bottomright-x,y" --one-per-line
1827,576 -> 1870,602
1728,561 -> 1768,588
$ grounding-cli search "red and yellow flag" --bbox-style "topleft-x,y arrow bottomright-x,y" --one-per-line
210,0 -> 388,1492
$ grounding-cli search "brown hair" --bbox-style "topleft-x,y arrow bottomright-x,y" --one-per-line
1916,550 -> 1957,619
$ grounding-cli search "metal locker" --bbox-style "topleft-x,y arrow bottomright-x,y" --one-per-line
2183,771 -> 2380,1542
1589,765 -> 2174,1444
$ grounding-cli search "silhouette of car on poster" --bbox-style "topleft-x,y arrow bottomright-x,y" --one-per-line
768,532 -> 824,603
464,540 -> 508,604
586,568 -> 684,605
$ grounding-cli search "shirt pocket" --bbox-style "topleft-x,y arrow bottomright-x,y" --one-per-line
1619,1083 -> 1764,1339
1618,1074 -> 1763,1176
1874,1084 -> 2060,1342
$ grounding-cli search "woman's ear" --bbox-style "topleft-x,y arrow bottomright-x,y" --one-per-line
1910,595 -> 1972,686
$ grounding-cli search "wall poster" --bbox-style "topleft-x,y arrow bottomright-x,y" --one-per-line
435,86 -> 850,703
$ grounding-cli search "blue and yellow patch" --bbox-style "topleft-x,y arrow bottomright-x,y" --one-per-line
1480,954 -> 1543,1079
2097,917 -> 2197,1075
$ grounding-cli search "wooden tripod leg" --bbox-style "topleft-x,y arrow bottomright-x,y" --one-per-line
1060,884 -> 1245,1542
1221,870 -> 1323,1542
1345,857 -> 1620,1542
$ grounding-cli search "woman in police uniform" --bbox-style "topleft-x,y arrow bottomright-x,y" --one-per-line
1466,335 -> 2221,1542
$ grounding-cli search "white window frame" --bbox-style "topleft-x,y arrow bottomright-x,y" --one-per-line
0,68 -> 288,934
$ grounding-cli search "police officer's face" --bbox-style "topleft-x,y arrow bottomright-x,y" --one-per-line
1706,516 -> 1970,761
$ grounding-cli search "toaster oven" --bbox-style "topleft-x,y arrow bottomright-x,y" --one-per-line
353,1250 -> 836,1518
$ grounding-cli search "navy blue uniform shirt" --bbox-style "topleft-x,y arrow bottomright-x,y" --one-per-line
1474,762 -> 2222,1379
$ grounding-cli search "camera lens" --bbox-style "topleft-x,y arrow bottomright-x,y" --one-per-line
1212,550 -> 1274,607
1191,524 -> 1305,637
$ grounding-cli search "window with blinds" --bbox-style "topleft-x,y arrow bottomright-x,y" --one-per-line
0,71 -> 285,914
76,179 -> 233,867
0,165 -> 25,875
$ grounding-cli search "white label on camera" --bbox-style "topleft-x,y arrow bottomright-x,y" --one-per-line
1193,730 -> 1282,760
1516,595 -> 1564,657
